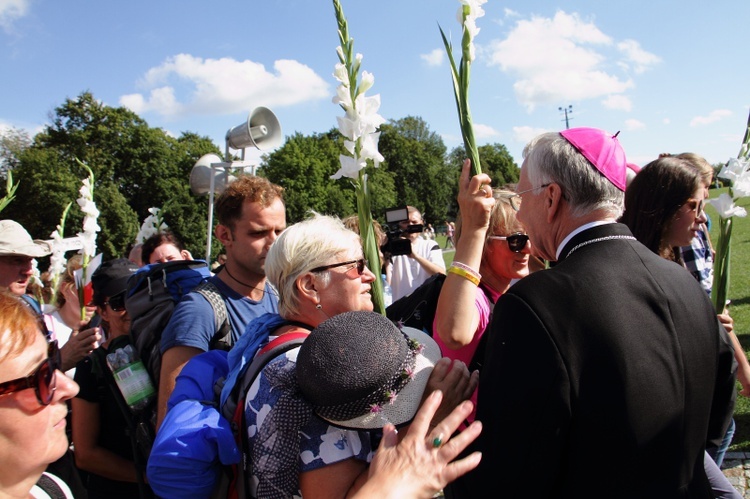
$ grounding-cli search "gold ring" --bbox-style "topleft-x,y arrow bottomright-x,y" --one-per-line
431,434 -> 444,448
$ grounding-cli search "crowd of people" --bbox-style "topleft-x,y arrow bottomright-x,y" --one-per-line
0,126 -> 746,498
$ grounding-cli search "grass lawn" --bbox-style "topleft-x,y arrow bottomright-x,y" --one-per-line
707,188 -> 750,451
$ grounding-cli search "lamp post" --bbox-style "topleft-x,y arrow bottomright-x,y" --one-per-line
189,107 -> 282,262
559,105 -> 573,129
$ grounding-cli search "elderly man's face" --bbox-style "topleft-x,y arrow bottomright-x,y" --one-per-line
515,164 -> 555,262
0,255 -> 35,296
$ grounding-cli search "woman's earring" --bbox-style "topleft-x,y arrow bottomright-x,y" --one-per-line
315,304 -> 322,310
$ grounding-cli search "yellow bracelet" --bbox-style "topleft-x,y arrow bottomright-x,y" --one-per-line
448,265 -> 481,286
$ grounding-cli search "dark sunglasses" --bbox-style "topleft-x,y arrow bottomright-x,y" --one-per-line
489,233 -> 530,253
103,292 -> 126,312
0,340 -> 60,406
310,258 -> 366,277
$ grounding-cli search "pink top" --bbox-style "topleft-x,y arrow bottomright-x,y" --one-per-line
432,285 -> 501,424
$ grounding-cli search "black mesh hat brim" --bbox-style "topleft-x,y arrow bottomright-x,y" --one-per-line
315,326 -> 442,430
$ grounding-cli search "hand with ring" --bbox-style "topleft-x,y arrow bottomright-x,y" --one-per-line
352,390 -> 482,499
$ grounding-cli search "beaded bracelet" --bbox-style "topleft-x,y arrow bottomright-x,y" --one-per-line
448,264 -> 481,286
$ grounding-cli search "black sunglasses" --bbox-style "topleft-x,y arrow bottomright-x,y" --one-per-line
103,292 -> 126,312
310,258 -> 366,276
0,340 -> 60,406
489,233 -> 530,253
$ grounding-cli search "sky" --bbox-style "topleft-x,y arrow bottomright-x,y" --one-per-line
1,0 -> 749,173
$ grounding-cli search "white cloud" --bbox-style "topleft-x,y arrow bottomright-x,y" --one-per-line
119,54 -> 329,118
617,39 -> 661,74
473,123 -> 500,139
690,109 -> 733,127
663,118 -> 671,125
602,94 -> 632,111
624,119 -> 645,131
486,11 -> 641,111
420,49 -> 444,67
0,0 -> 29,31
513,126 -> 550,146
504,8 -> 520,18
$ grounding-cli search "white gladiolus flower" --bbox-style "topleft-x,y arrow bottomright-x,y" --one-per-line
718,158 -> 749,181
333,63 -> 349,85
709,193 -> 748,218
136,207 -> 168,244
331,154 -> 367,180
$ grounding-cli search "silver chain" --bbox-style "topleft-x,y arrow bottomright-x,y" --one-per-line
564,235 -> 636,260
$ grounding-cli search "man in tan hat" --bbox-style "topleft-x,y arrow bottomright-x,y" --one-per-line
0,220 -> 51,296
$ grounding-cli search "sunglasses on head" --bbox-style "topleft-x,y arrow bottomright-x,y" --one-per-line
0,340 -> 60,406
488,233 -> 530,252
103,292 -> 126,312
310,258 -> 366,277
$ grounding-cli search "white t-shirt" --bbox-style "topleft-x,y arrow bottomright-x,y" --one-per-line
390,237 -> 446,301
43,308 -> 76,378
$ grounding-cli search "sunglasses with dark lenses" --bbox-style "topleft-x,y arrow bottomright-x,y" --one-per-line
310,258 -> 366,277
0,340 -> 60,406
103,292 -> 126,312
489,233 -> 530,253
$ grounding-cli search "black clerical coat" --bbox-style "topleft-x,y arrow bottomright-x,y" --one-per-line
453,223 -> 736,498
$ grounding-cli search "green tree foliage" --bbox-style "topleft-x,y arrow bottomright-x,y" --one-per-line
448,143 -> 519,188
260,129 -> 396,223
446,143 -> 519,218
5,92 -> 220,261
0,127 -> 31,177
377,116 -> 454,224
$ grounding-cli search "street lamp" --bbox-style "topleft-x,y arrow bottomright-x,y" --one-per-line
189,107 -> 282,261
559,105 -> 573,129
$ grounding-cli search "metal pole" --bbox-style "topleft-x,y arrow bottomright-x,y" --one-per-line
205,164 -> 216,262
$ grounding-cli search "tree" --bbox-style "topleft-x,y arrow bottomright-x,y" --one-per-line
377,117 -> 454,225
0,127 -> 31,178
260,129 -> 396,223
448,143 -> 519,188
6,92 -> 220,261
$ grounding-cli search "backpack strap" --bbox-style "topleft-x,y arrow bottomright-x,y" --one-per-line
194,281 -> 232,351
90,344 -> 153,498
34,472 -> 71,499
221,326 -> 310,499
237,331 -> 309,499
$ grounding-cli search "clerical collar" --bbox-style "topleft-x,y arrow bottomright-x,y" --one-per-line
555,221 -> 616,261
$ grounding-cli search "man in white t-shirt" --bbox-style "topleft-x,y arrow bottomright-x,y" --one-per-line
389,206 -> 446,301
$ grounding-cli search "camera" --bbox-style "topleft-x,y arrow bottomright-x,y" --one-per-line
381,206 -> 423,257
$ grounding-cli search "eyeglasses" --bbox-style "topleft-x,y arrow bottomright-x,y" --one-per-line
686,198 -> 706,218
103,292 -> 126,312
311,258 -> 367,277
0,340 -> 60,406
488,233 -> 530,252
508,183 -> 551,211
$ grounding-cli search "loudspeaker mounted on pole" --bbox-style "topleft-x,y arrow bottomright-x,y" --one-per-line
225,107 -> 282,155
190,107 -> 282,262
189,154 -> 236,196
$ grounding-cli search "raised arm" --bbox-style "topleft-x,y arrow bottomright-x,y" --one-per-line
434,159 -> 494,350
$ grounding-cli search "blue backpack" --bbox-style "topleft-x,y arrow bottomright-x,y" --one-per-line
147,313 -> 311,499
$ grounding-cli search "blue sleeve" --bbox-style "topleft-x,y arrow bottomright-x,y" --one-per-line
160,293 -> 217,353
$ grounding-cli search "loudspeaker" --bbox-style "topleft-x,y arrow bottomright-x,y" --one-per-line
189,154 -> 237,196
225,107 -> 282,151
